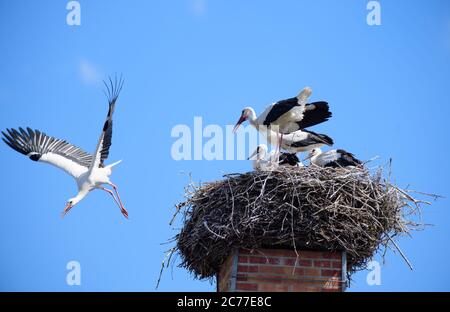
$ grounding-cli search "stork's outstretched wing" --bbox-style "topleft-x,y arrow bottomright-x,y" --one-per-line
262,99 -> 332,131
90,74 -> 124,170
2,127 -> 92,178
295,101 -> 332,129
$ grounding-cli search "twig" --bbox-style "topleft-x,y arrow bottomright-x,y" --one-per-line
387,236 -> 413,270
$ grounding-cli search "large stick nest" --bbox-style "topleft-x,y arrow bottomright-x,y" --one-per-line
170,165 -> 433,281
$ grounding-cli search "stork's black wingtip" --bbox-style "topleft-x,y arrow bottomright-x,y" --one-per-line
103,73 -> 124,105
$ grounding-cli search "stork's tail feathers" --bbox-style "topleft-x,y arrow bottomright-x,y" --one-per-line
297,86 -> 312,103
106,159 -> 122,169
318,133 -> 334,146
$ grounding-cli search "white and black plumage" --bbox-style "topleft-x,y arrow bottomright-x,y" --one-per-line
265,128 -> 334,153
279,153 -> 304,167
307,148 -> 362,168
2,75 -> 128,219
248,145 -> 277,171
233,87 -> 332,135
248,144 -> 303,171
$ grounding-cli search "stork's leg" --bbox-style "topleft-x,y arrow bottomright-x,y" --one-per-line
99,186 -> 121,207
276,133 -> 280,152
108,183 -> 128,219
99,186 -> 128,219
277,133 -> 284,156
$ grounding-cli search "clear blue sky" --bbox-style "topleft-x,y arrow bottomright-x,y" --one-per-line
0,0 -> 449,291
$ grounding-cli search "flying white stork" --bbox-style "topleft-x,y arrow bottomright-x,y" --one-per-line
232,87 -> 332,149
306,148 -> 362,168
1,75 -> 128,219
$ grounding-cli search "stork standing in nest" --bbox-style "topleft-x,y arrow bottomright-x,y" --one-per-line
1,75 -> 128,219
232,87 -> 332,151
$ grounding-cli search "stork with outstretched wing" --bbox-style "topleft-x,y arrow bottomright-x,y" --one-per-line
232,87 -> 332,151
2,75 -> 128,219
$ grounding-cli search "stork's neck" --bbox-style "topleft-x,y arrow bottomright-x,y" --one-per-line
258,149 -> 266,160
310,149 -> 323,165
247,108 -> 258,127
73,188 -> 89,204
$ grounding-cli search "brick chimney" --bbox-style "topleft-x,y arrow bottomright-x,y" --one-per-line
217,248 -> 347,292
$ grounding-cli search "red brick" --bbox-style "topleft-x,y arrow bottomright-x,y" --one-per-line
284,258 -> 312,267
236,283 -> 257,291
240,249 -> 290,256
236,274 -> 247,282
267,258 -> 281,265
297,281 -> 321,287
248,256 -> 268,264
293,268 -> 305,276
303,268 -> 320,276
258,283 -> 289,292
291,285 -> 308,292
322,288 -> 341,292
292,285 -> 321,292
237,265 -> 258,273
247,256 -> 280,265
238,256 -> 248,263
284,258 -> 295,266
303,286 -> 321,292
278,266 -> 302,274
253,274 -> 306,286
261,265 -> 303,276
221,249 -> 345,292
291,283 -> 325,292
253,249 -> 297,257
322,252 -> 342,259
332,261 -> 342,269
249,275 -> 283,283
297,251 -> 323,259
323,280 -> 341,290
313,260 -> 331,268
259,265 -> 287,275
321,269 -> 341,277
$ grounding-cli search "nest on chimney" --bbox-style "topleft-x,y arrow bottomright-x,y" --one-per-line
165,165 -> 437,282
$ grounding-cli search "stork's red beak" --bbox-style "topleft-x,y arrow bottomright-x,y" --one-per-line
61,202 -> 73,218
233,115 -> 246,133
247,149 -> 258,160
